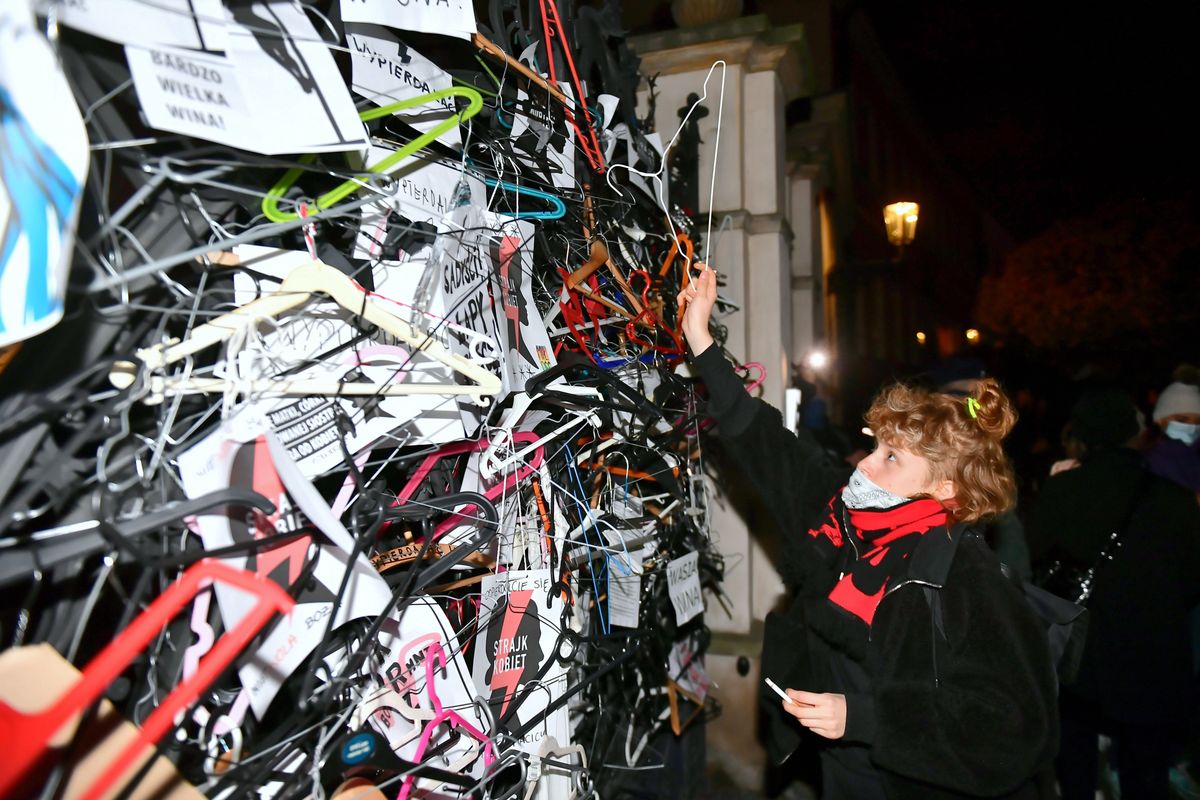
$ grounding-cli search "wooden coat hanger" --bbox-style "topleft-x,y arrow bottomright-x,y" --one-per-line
108,261 -> 501,405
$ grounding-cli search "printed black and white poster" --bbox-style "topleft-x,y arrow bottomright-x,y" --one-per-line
440,214 -> 508,435
667,551 -> 704,625
511,83 -> 576,191
225,2 -> 366,152
487,213 -> 557,388
340,0 -> 476,42
346,23 -> 461,148
56,0 -> 227,51
126,2 -> 366,154
472,570 -> 571,757
178,424 -> 393,719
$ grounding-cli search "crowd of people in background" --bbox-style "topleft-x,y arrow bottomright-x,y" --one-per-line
785,354 -> 1200,799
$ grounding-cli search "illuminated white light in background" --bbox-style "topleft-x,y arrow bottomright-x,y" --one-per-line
805,350 -> 829,370
915,331 -> 927,345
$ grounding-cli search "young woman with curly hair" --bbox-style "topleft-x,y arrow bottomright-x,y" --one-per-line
678,264 -> 1057,799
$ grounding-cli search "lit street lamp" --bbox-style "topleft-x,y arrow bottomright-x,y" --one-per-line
884,201 -> 920,259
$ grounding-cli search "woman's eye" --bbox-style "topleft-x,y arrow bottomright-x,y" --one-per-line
886,452 -> 897,462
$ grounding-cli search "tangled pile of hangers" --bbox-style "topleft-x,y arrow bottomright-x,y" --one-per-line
0,0 -> 752,798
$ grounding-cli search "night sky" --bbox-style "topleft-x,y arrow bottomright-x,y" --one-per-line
860,1 -> 1200,240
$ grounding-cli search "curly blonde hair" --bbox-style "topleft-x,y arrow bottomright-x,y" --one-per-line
864,378 -> 1018,523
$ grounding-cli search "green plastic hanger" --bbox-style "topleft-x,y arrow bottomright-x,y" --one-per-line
261,87 -> 484,223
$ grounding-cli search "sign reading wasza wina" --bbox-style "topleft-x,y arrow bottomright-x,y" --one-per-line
667,551 -> 705,625
340,0 -> 477,41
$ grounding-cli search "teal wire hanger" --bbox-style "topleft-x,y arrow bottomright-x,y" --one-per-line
483,177 -> 566,220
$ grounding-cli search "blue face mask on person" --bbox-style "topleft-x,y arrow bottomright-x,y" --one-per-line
1165,420 -> 1200,446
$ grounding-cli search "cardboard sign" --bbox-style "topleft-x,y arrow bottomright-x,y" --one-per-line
0,645 -> 206,800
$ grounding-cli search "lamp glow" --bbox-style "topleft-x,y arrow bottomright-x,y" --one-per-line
805,350 -> 829,370
884,202 -> 920,247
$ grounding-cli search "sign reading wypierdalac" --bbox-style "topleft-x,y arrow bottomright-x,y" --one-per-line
340,0 -> 476,41
346,23 -> 460,147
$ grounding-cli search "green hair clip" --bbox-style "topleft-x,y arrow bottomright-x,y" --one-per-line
966,397 -> 981,420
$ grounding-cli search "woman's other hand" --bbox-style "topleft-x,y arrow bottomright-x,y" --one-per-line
677,261 -> 717,355
783,689 -> 847,739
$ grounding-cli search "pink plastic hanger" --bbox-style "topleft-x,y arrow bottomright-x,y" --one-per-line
397,642 -> 496,800
390,432 -> 545,541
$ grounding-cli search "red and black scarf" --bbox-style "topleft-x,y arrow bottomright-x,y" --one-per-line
808,496 -> 949,625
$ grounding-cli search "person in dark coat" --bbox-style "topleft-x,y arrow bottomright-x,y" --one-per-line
678,264 -> 1058,799
1028,386 -> 1200,800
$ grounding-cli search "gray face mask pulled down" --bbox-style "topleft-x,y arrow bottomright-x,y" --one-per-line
841,468 -> 910,510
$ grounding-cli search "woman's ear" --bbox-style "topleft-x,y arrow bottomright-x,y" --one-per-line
930,479 -> 956,504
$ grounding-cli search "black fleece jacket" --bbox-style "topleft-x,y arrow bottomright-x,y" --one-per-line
693,345 -> 1059,799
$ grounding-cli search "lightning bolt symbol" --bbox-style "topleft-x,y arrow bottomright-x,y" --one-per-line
490,589 -> 534,719
249,436 -> 309,586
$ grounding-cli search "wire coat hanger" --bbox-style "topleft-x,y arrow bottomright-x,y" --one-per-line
261,88 -> 485,224
107,260 -> 502,405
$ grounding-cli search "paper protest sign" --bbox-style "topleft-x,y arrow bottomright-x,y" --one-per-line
0,1 -> 89,347
178,424 -> 392,719
355,599 -> 486,786
473,570 -> 570,753
341,0 -> 476,41
56,0 -> 227,50
353,153 -> 484,262
346,24 -> 460,148
225,3 -> 366,152
511,83 -> 576,190
127,2 -> 366,154
489,214 -> 557,388
667,551 -> 704,625
668,635 -> 711,701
